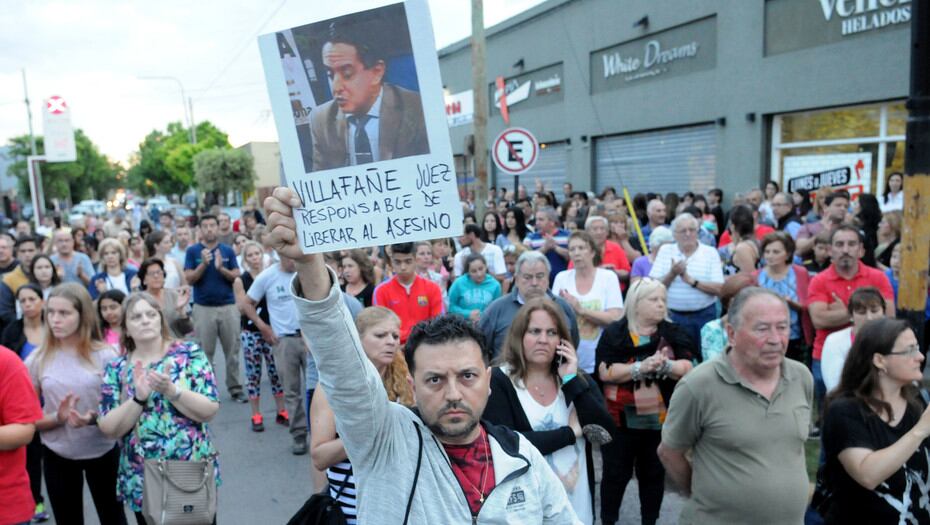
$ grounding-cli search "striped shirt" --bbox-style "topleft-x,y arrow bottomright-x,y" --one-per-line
327,461 -> 357,524
649,243 -> 724,312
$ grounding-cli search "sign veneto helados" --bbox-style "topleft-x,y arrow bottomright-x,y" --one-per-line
602,39 -> 699,82
818,0 -> 911,36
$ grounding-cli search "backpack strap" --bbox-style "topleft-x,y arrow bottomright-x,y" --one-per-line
403,422 -> 424,525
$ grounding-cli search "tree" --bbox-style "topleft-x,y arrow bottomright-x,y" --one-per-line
126,121 -> 231,197
5,130 -> 120,207
193,148 -> 256,206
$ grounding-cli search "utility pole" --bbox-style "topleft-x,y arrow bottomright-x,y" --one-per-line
22,69 -> 46,225
471,0 -> 488,219
900,0 -> 930,350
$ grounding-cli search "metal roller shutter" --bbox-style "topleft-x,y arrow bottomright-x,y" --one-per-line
594,124 -> 717,196
493,140 -> 568,194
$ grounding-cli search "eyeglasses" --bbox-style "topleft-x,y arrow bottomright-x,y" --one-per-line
888,345 -> 922,358
526,328 -> 559,338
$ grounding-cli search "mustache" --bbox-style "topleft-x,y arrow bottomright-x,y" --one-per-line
439,401 -> 473,417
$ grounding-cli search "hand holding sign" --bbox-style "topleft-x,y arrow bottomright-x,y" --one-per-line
263,187 -> 317,265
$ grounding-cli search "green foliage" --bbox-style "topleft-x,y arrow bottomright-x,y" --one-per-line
126,121 -> 231,197
4,130 -> 120,207
193,148 -> 256,198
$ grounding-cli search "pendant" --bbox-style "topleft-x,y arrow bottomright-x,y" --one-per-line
479,495 -> 484,503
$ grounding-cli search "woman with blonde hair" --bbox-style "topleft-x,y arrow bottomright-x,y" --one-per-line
89,238 -> 138,299
595,278 -> 696,525
309,306 -> 413,524
98,292 -> 220,525
484,297 -> 615,524
25,283 -> 126,524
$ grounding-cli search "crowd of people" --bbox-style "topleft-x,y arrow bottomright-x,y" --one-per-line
1,170 -> 928,524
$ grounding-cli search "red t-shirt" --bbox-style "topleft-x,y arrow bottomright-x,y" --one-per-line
0,346 -> 43,525
373,275 -> 444,343
718,224 -> 776,247
807,262 -> 894,359
443,426 -> 496,517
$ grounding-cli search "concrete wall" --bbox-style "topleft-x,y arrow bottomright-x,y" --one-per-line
438,0 -> 909,198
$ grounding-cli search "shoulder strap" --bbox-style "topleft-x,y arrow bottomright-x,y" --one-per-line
403,422 -> 424,525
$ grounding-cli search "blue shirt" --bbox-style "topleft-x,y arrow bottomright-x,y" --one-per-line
185,243 -> 238,306
523,228 -> 570,282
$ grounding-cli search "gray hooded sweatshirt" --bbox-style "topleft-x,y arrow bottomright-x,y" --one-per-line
292,269 -> 581,524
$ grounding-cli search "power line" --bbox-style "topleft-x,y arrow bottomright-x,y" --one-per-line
200,0 -> 289,94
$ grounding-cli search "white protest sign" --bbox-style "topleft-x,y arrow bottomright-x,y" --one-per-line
43,95 -> 77,163
493,127 -> 538,175
258,0 -> 462,253
783,153 -> 872,199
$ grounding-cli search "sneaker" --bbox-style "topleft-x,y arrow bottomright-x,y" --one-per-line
251,414 -> 264,432
33,502 -> 50,523
292,437 -> 308,455
276,409 -> 290,426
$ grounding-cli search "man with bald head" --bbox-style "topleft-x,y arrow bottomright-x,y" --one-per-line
658,288 -> 812,524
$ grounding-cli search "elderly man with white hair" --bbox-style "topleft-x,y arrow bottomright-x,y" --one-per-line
648,213 -> 724,353
582,215 -> 631,283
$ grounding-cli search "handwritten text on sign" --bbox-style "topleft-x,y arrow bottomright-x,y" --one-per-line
290,162 -> 454,248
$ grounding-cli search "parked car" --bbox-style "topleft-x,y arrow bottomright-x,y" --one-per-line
77,200 -> 108,217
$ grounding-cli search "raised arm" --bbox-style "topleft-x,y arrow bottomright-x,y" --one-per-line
265,187 -> 396,470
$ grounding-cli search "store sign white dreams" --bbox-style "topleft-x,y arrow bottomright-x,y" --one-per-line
601,39 -> 699,82
819,0 -> 911,36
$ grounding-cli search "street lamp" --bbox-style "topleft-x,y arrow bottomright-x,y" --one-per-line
137,75 -> 196,144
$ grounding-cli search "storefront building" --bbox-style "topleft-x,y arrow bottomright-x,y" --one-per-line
438,0 -> 911,200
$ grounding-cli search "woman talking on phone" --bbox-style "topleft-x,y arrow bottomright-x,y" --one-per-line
483,297 -> 615,524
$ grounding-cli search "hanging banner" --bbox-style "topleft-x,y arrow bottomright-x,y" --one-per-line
783,153 -> 872,198
258,0 -> 461,253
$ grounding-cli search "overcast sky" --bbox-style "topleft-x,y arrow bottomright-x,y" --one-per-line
0,0 -> 545,165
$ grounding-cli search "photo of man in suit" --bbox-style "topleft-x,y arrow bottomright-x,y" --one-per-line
310,25 -> 430,171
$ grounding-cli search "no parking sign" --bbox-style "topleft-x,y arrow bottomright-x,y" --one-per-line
493,127 -> 538,175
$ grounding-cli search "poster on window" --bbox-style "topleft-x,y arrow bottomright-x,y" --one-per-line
258,0 -> 461,253
782,153 -> 872,199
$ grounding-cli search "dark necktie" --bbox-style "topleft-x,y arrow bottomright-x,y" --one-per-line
350,114 -> 372,165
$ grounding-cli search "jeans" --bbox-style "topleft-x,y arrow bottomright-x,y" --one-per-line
670,303 -> 718,360
812,359 -> 826,425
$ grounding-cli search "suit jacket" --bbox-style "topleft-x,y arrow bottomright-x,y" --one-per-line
309,83 -> 429,171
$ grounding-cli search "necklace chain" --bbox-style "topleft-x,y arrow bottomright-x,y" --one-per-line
458,429 -> 491,504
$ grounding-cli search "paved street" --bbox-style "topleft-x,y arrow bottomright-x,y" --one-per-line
54,346 -> 684,524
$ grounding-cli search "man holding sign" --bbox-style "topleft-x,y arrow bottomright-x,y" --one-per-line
264,187 -> 580,524
310,23 -> 429,171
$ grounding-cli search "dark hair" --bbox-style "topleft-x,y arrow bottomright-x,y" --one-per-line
198,214 -> 218,227
463,253 -> 488,274
760,231 -> 796,264
825,190 -> 850,207
827,318 -> 919,422
664,193 -> 680,221
463,223 -> 482,238
389,242 -> 415,256
728,204 -> 755,239
16,282 -> 43,302
404,315 -> 489,374
136,258 -> 166,290
599,186 -> 617,200
463,212 -> 476,225
144,230 -> 169,259
534,192 -> 554,208
342,249 -> 375,285
503,206 -> 529,240
794,189 -> 813,218
765,180 -> 780,193
14,235 -> 37,252
139,220 -> 153,238
847,286 -> 886,315
97,289 -> 126,333
326,22 -> 385,69
709,188 -> 723,201
830,224 -> 863,244
480,211 -> 502,243
29,255 -> 61,288
883,172 -> 904,203
856,193 -> 882,232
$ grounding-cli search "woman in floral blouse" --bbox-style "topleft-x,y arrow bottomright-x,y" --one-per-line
98,292 -> 220,524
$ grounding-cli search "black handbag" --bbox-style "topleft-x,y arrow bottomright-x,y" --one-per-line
286,472 -> 350,525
